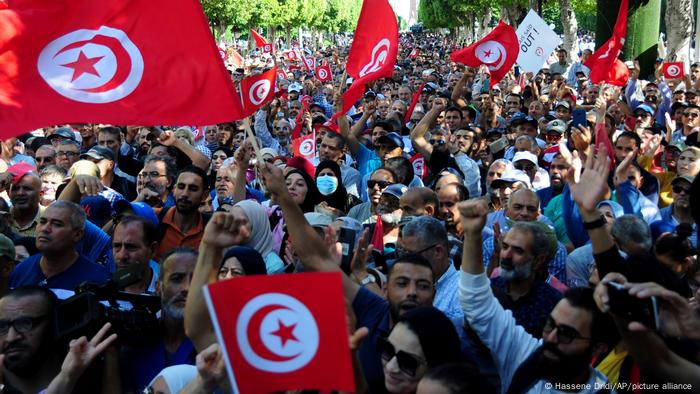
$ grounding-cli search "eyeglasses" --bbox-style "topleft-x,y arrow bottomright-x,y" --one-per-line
545,134 -> 562,142
0,315 -> 48,336
542,316 -> 591,344
56,151 -> 78,157
514,163 -> 536,172
683,112 -> 700,118
367,180 -> 393,190
137,172 -> 166,180
377,336 -> 426,377
396,243 -> 438,257
672,185 -> 691,194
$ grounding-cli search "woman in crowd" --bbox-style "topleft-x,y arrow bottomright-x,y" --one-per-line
315,159 -> 361,217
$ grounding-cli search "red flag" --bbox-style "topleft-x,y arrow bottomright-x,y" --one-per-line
585,0 -> 629,86
450,21 -> 518,88
218,46 -> 228,61
410,153 -> 428,179
409,49 -> 420,59
277,69 -> 288,80
404,82 -> 425,123
250,28 -> 269,47
663,62 -> 685,79
292,133 -> 316,159
286,50 -> 298,60
371,215 -> 384,253
0,0 -> 244,137
315,63 -> 332,82
204,272 -> 354,394
333,0 -> 398,119
302,56 -> 316,72
229,48 -> 244,68
239,67 -> 277,118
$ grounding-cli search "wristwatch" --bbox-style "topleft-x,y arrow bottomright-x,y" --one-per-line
359,274 -> 377,286
583,215 -> 606,230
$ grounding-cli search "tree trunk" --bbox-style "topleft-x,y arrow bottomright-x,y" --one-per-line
465,14 -> 474,43
559,0 -> 578,62
477,8 -> 492,39
500,1 -> 523,26
528,0 -> 539,14
665,0 -> 692,61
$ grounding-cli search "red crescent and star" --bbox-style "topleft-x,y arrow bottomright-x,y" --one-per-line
246,304 -> 302,362
61,51 -> 104,82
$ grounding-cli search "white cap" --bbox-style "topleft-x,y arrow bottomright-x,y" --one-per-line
513,151 -> 539,167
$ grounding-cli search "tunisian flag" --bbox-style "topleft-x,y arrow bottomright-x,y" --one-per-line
315,63 -> 332,82
203,272 -> 354,394
333,0 -> 398,118
250,28 -> 272,53
0,0 -> 244,138
239,67 -> 277,118
292,133 -> 316,159
450,21 -> 518,88
585,0 -> 629,86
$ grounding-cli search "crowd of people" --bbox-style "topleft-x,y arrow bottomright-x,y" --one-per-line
0,28 -> 699,393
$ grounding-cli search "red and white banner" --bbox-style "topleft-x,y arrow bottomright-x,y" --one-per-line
239,67 -> 277,118
662,62 -> 685,79
218,46 -> 228,61
409,48 -> 420,59
203,272 -> 354,394
333,0 -> 398,118
0,0 -> 244,138
302,56 -> 316,72
293,133 -> 316,159
315,63 -> 332,82
285,50 -> 298,60
450,21 -> 519,88
250,28 -> 268,47
585,0 -> 629,86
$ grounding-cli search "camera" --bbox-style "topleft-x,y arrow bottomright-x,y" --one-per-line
606,281 -> 660,330
54,265 -> 162,346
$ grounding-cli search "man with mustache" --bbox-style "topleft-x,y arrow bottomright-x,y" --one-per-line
9,201 -> 110,290
155,166 -> 208,260
458,199 -> 616,393
135,156 -> 177,208
9,171 -> 44,237
122,247 -> 197,391
112,215 -> 159,295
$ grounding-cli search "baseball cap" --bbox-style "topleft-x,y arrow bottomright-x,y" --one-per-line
546,119 -> 567,134
80,196 -> 112,228
634,103 -> 655,115
47,127 -> 77,141
509,113 -> 537,128
554,101 -> 571,111
382,184 -> 408,199
80,145 -> 115,161
490,169 -> 532,189
376,132 -> 405,150
7,162 -> 36,185
364,90 -> 377,99
0,234 -> 15,261
672,175 -> 695,186
288,82 -> 302,93
114,200 -> 159,227
666,140 -> 688,151
513,151 -> 539,166
304,212 -> 333,228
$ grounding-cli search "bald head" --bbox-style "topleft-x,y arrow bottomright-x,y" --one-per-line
400,187 -> 439,218
506,188 -> 540,222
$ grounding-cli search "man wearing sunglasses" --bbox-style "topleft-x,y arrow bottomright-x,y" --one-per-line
670,104 -> 700,142
458,199 -> 616,393
660,176 -> 697,248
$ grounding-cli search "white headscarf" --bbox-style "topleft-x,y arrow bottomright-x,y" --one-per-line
235,200 -> 273,257
149,364 -> 198,393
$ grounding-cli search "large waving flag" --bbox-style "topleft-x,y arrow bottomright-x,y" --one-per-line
585,0 -> 629,86
333,0 -> 398,118
250,28 -> 272,53
0,0 -> 243,138
239,67 -> 277,118
450,21 -> 518,88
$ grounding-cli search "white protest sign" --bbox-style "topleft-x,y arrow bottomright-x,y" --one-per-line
516,10 -> 561,73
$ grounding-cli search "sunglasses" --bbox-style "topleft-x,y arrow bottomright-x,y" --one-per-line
545,134 -> 562,142
672,185 -> 691,194
377,336 -> 426,377
429,139 -> 446,145
542,316 -> 591,344
367,180 -> 393,190
683,112 -> 700,118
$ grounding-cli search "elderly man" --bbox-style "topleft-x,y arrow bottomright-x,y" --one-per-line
34,145 -> 56,172
9,171 -> 44,237
9,201 -> 110,290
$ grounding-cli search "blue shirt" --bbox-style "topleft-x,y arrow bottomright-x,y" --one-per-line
434,264 -> 462,322
10,254 -> 111,291
122,336 -> 196,391
353,287 -> 390,393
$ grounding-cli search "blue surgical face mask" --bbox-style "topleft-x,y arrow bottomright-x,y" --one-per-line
316,175 -> 338,196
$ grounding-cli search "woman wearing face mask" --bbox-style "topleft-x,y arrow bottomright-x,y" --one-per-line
379,306 -> 463,394
315,160 -> 361,216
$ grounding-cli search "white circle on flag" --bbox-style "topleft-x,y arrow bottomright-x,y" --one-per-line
249,80 -> 271,106
359,38 -> 390,77
236,293 -> 319,373
299,139 -> 315,156
37,26 -> 143,103
666,64 -> 681,78
317,68 -> 328,80
475,41 -> 507,72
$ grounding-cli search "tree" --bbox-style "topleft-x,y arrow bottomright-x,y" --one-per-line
664,0 -> 692,61
560,0 -> 578,62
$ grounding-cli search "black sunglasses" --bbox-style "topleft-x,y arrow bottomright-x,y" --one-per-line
429,139 -> 446,145
367,180 -> 393,190
377,336 -> 425,377
542,316 -> 591,344
672,185 -> 691,194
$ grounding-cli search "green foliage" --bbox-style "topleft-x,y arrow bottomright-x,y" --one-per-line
541,0 -> 596,33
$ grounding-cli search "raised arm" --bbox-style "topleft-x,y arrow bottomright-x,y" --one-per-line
184,210 -> 251,352
258,162 -> 361,304
231,141 -> 253,204
451,70 -> 473,108
158,130 -> 210,170
410,101 -> 445,160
